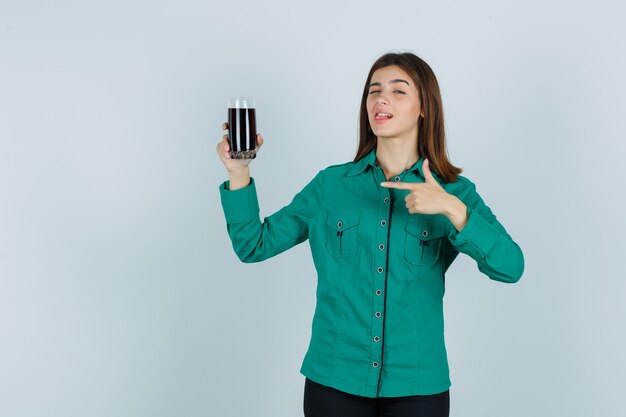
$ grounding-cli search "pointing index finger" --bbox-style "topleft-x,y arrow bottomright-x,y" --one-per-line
380,181 -> 414,190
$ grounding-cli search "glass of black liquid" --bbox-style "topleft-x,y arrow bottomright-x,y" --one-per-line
227,97 -> 257,159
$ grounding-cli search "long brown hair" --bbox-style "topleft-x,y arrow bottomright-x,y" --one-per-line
354,52 -> 462,183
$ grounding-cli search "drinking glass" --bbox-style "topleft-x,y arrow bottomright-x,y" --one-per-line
227,97 -> 257,159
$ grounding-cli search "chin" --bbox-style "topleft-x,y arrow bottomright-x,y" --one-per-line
371,126 -> 390,137
373,129 -> 397,139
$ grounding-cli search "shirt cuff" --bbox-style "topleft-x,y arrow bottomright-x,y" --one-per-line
448,205 -> 500,259
219,177 -> 260,224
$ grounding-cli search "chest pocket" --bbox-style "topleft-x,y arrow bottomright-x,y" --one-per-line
325,211 -> 361,258
404,220 -> 447,267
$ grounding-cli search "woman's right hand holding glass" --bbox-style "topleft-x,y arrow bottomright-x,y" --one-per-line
216,122 -> 264,190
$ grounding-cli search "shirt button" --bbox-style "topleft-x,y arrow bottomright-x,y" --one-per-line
377,267 -> 383,273
374,336 -> 380,342
380,220 -> 386,226
337,221 -> 343,228
422,230 -> 429,237
375,311 -> 382,318
378,244 -> 385,250
376,290 -> 382,296
383,197 -> 389,203
394,176 -> 400,182
373,361 -> 379,368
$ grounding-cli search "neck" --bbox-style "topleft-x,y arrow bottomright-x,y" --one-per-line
375,137 -> 420,181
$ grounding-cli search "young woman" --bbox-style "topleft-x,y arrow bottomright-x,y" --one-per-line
216,52 -> 524,417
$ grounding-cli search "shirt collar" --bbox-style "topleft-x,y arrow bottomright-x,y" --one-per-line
347,148 -> 428,179
347,148 -> 377,177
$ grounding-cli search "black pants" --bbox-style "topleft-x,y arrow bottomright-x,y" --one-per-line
303,378 -> 450,417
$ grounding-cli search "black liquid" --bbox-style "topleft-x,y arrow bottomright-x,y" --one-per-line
228,107 -> 257,159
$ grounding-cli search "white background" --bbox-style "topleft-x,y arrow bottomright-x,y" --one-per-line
1,0 -> 625,416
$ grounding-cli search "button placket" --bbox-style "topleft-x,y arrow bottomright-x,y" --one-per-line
370,173 -> 392,387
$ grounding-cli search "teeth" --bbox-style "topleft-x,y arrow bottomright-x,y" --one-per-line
376,113 -> 392,117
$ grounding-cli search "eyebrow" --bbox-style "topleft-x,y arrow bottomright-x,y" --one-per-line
369,79 -> 410,88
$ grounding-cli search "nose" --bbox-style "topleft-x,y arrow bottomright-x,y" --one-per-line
376,96 -> 388,106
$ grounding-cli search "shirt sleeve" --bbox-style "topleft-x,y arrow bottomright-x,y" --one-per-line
219,170 -> 325,263
445,180 -> 525,283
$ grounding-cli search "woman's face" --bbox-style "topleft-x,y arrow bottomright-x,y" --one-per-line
366,65 -> 423,143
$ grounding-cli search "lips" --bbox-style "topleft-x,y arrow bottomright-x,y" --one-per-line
374,110 -> 393,123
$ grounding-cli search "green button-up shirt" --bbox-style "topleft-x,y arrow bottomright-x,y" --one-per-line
219,148 -> 524,398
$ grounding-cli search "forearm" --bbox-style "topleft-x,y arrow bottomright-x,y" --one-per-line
447,199 -> 524,283
443,195 -> 468,232
228,167 -> 251,190
219,171 -> 326,264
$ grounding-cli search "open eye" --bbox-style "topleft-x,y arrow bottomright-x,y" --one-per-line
394,90 -> 406,95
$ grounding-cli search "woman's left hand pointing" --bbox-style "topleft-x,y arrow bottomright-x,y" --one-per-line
380,159 -> 458,216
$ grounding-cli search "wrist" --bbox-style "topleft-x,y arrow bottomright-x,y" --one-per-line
227,167 -> 251,191
227,166 -> 250,178
226,165 -> 250,175
444,196 -> 468,231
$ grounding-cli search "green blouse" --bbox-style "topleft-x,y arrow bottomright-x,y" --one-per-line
219,149 -> 524,398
